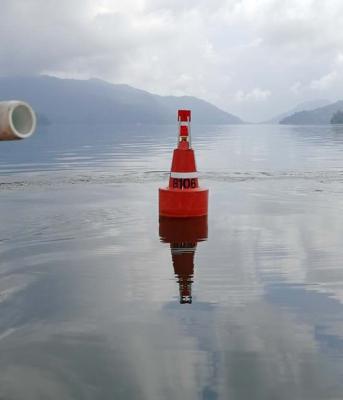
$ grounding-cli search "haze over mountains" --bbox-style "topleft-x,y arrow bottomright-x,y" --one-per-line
280,100 -> 343,125
265,99 -> 330,124
0,76 -> 242,125
0,75 -> 342,125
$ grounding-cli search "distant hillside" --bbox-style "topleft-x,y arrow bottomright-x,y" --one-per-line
0,76 -> 242,124
331,110 -> 343,124
265,99 -> 330,124
280,100 -> 343,125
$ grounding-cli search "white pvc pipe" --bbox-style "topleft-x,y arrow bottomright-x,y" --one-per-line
0,101 -> 36,141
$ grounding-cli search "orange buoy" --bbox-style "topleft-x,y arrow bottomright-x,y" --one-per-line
159,110 -> 208,217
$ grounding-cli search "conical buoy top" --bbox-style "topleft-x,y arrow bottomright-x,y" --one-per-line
159,110 -> 208,218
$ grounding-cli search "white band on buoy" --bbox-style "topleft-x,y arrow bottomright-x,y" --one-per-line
170,172 -> 199,179
171,246 -> 196,254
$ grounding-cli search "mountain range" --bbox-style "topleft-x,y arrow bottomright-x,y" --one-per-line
1,75 -> 342,125
280,100 -> 343,125
0,76 -> 242,125
264,99 -> 330,124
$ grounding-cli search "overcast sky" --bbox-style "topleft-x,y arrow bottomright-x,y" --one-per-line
1,0 -> 343,121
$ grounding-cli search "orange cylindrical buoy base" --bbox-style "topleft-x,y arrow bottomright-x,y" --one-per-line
159,187 -> 208,217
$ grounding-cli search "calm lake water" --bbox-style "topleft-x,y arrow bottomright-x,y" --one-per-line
1,123 -> 343,399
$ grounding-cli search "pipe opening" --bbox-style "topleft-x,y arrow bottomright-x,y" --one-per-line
10,104 -> 36,138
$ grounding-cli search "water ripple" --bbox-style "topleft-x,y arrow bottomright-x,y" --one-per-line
1,170 -> 343,191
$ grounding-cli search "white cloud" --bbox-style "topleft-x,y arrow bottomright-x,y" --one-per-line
310,71 -> 338,90
235,88 -> 271,103
309,51 -> 343,91
290,81 -> 302,95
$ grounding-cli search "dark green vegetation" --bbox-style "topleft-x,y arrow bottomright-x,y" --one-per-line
0,76 -> 242,125
330,110 -> 343,124
280,100 -> 343,125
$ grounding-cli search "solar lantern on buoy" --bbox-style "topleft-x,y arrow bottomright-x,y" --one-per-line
159,110 -> 208,217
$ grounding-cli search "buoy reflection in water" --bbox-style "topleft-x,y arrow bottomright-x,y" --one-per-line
159,216 -> 208,304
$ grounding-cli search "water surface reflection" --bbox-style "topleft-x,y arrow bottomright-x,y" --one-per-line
1,124 -> 343,398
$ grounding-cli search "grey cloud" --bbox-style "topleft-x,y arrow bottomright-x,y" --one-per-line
0,0 -> 343,121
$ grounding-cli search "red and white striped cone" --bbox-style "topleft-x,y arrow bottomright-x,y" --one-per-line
159,110 -> 208,217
